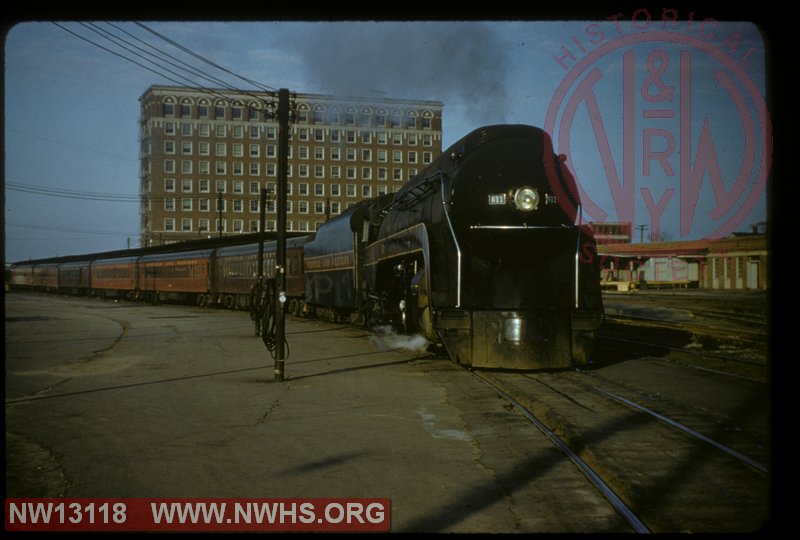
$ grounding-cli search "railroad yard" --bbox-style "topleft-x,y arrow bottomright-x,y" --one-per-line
5,289 -> 771,533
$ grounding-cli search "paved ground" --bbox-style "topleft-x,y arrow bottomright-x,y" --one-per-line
4,292 -> 629,533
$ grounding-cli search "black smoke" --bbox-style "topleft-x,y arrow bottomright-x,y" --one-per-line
296,22 -> 510,125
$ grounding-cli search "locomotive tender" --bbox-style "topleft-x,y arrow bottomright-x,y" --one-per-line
9,124 -> 603,370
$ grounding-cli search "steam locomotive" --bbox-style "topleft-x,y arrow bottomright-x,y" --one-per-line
10,125 -> 603,370
304,124 -> 603,369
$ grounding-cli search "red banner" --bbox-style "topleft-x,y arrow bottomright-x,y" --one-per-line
5,498 -> 390,532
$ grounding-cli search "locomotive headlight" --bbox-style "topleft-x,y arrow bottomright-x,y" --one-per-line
513,187 -> 539,211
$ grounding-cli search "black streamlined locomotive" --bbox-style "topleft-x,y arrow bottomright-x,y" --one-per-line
304,124 -> 604,370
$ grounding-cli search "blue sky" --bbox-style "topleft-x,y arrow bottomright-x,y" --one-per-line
4,19 -> 770,262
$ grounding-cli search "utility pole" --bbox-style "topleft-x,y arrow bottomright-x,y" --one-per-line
274,88 -> 289,381
636,224 -> 648,243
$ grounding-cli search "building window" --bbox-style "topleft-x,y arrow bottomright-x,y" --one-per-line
362,167 -> 372,180
198,106 -> 208,119
408,133 -> 417,145
198,124 -> 210,137
233,162 -> 243,175
233,219 -> 243,233
331,201 -> 341,215
215,143 -> 227,156
164,122 -> 176,135
164,218 -> 175,231
331,165 -> 341,179
233,125 -> 243,138
299,183 -> 309,196
216,180 -> 226,193
181,141 -> 193,155
299,201 -> 308,214
232,107 -> 243,120
199,199 -> 210,212
266,126 -> 277,139
314,183 -> 325,196
250,144 -> 260,158
163,103 -> 175,117
393,150 -> 402,163
393,132 -> 403,145
378,167 -> 388,181
181,123 -> 192,136
408,151 -> 417,164
250,163 -> 260,176
233,200 -> 243,213
314,147 -> 324,160
314,128 -> 325,141
215,124 -> 226,137
362,131 -> 372,144
346,184 -> 356,197
215,106 -> 225,119
315,201 -> 325,214
233,143 -> 244,157
346,148 -> 356,161
393,168 -> 403,181
199,218 -> 210,232
331,130 -> 340,143
346,167 -> 356,180
181,160 -> 192,174
182,198 -> 192,211
216,161 -> 226,174
250,199 -> 259,213
199,161 -> 210,174
164,198 -> 175,211
164,178 -> 176,192
314,165 -> 324,178
423,151 -> 433,164
331,184 -> 341,197
199,179 -> 210,193
199,142 -> 210,156
362,185 -> 372,197
164,141 -> 175,154
182,179 -> 192,192
164,160 -> 175,173
330,147 -> 341,161
233,180 -> 244,194
249,126 -> 260,138
361,149 -> 372,161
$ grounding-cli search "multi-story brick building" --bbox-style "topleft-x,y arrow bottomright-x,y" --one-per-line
139,85 -> 443,246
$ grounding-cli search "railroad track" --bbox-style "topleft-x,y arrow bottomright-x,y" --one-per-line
469,366 -> 770,533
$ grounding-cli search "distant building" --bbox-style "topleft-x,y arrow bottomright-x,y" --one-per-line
588,222 -> 632,244
139,85 -> 443,246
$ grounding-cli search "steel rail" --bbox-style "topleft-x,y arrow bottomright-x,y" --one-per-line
472,372 -> 651,534
588,385 -> 768,474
